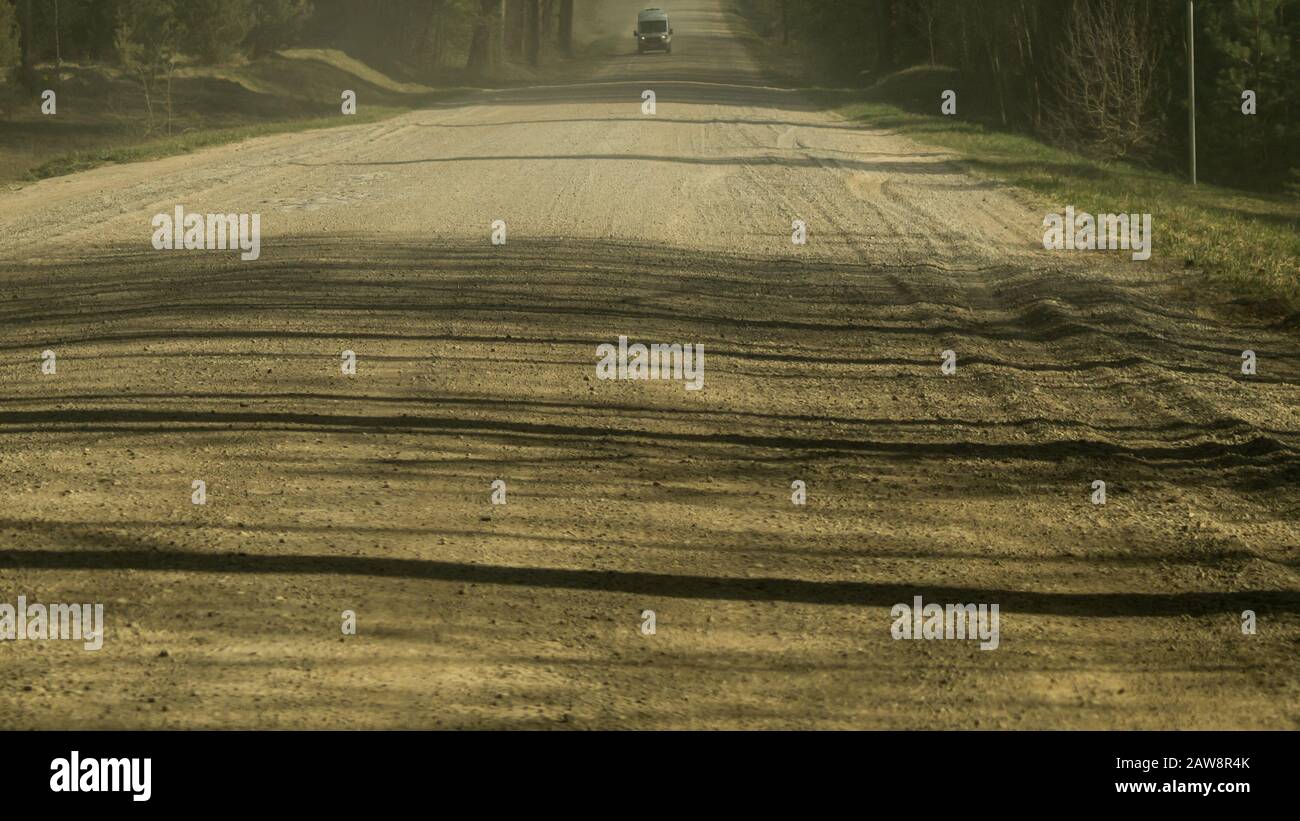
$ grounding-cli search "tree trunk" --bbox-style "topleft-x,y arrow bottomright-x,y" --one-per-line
499,0 -> 508,64
17,0 -> 35,87
467,0 -> 499,76
925,6 -> 935,64
20,0 -> 33,70
876,0 -> 896,73
558,0 -> 574,55
524,0 -> 541,66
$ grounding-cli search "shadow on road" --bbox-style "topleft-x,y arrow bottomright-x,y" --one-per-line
2,547 -> 1296,617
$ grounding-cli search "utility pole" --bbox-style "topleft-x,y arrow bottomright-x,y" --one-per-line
1187,0 -> 1197,185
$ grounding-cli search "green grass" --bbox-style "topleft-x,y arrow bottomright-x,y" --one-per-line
25,105 -> 413,181
826,96 -> 1300,318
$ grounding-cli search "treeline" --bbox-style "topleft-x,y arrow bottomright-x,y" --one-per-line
306,0 -> 578,77
0,0 -> 315,68
0,0 -> 579,82
743,0 -> 1299,192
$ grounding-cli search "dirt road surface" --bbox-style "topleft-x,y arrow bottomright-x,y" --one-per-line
1,0 -> 1297,729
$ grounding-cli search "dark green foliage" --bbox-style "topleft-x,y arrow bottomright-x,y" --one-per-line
175,0 -> 253,63
0,1 -> 19,80
247,0 -> 313,57
742,0 -> 1300,193
8,0 -> 576,80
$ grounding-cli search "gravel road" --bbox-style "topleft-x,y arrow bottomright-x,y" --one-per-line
0,0 -> 1296,728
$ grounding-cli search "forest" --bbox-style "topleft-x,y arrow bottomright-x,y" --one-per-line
741,0 -> 1298,191
0,1 -> 578,82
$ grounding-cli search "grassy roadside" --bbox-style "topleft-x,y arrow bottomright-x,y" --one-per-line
22,105 -> 417,182
726,1 -> 1299,321
0,50 -> 470,189
0,26 -> 625,190
822,93 -> 1300,319
0,16 -> 638,191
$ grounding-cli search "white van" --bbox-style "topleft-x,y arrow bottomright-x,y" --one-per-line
634,8 -> 673,54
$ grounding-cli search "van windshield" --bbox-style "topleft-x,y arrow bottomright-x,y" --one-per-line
641,20 -> 668,33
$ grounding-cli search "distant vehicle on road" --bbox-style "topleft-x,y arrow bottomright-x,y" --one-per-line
635,8 -> 673,54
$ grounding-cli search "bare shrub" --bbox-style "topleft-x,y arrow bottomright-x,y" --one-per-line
1043,0 -> 1166,160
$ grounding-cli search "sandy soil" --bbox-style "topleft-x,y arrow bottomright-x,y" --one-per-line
0,0 -> 1296,729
